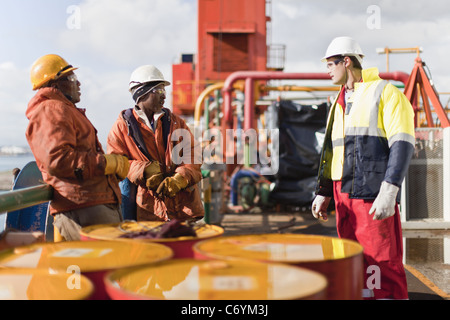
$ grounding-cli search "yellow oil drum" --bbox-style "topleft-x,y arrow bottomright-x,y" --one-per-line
0,240 -> 173,300
104,259 -> 328,300
193,234 -> 364,300
0,268 -> 93,300
80,221 -> 224,258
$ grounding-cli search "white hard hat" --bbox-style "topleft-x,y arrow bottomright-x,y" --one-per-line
128,65 -> 170,92
321,36 -> 364,65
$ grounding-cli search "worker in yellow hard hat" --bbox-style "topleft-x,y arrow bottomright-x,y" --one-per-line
26,54 -> 130,241
312,37 -> 415,300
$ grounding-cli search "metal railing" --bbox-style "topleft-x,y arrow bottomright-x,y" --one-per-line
0,184 -> 53,215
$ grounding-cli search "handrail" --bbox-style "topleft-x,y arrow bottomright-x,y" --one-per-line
0,184 -> 53,215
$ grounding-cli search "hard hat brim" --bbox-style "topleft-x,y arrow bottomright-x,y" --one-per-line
320,54 -> 364,65
32,66 -> 78,90
129,80 -> 170,93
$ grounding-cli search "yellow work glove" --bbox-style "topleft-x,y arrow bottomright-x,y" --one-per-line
104,154 -> 130,180
144,162 -> 163,190
144,161 -> 161,179
156,173 -> 189,198
146,173 -> 165,191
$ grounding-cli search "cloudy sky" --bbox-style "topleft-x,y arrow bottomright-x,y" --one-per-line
1,0 -> 449,148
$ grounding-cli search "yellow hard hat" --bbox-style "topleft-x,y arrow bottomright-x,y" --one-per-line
30,54 -> 78,90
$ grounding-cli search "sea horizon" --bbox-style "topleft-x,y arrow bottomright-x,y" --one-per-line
0,153 -> 36,173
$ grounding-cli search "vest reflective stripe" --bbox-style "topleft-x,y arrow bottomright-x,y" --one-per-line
345,80 -> 387,137
388,132 -> 415,148
330,80 -> 387,180
330,94 -> 345,180
345,126 -> 385,137
332,138 -> 345,148
342,79 -> 415,149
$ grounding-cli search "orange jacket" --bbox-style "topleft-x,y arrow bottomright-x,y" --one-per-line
25,87 -> 121,215
107,108 -> 204,221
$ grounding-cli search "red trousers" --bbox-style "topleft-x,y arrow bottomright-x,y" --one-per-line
333,181 -> 408,299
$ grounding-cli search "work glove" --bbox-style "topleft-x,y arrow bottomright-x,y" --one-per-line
146,173 -> 165,191
143,161 -> 163,190
144,161 -> 161,179
156,173 -> 189,198
311,195 -> 331,221
369,181 -> 399,220
104,154 -> 130,180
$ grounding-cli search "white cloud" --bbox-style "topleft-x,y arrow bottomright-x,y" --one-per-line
56,0 -> 197,146
74,67 -> 131,145
59,0 -> 196,69
0,62 -> 34,146
275,2 -> 303,20
271,0 -> 450,93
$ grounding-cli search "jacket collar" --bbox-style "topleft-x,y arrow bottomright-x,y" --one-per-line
354,67 -> 381,91
362,67 -> 381,82
38,87 -> 76,106
134,107 -> 164,132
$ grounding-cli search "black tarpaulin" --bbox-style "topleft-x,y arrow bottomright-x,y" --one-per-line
268,100 -> 329,207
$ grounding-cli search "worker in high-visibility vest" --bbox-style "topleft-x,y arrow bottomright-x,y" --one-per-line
312,37 -> 415,300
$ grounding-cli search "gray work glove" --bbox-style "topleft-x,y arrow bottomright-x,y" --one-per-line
369,181 -> 399,220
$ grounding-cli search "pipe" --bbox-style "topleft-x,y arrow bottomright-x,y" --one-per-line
194,82 -> 224,124
261,85 -> 340,92
223,71 -> 332,127
222,70 -> 411,130
244,77 -> 254,135
0,184 -> 53,215
194,81 -> 245,126
379,71 -> 410,86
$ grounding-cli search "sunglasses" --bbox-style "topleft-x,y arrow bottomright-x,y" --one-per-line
59,74 -> 78,83
326,59 -> 343,70
149,87 -> 166,95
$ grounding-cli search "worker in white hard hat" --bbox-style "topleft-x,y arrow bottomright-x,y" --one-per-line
312,37 -> 415,299
26,54 -> 129,241
107,65 -> 204,222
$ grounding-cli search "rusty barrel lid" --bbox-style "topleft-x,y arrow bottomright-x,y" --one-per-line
0,240 -> 173,272
104,259 -> 328,300
80,220 -> 224,243
0,268 -> 94,300
193,233 -> 363,263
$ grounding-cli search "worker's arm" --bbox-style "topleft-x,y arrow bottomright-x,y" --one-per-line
370,85 -> 415,220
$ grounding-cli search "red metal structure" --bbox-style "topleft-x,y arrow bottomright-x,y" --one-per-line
172,0 -> 270,115
404,57 -> 450,128
172,54 -> 196,115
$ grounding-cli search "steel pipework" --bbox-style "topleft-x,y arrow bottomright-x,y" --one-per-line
222,70 -> 410,131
